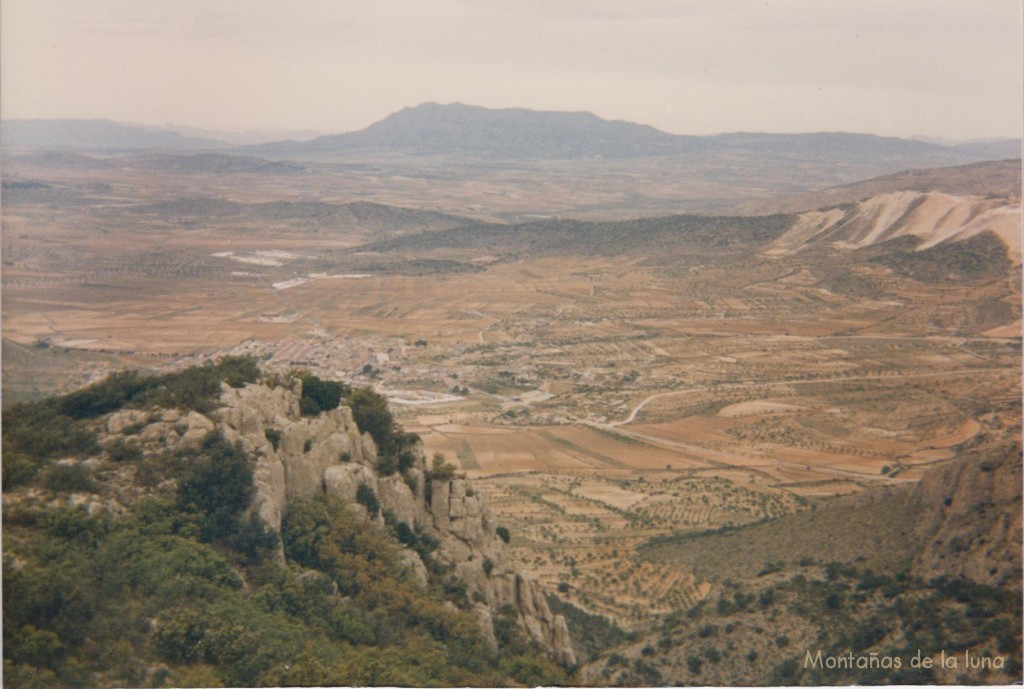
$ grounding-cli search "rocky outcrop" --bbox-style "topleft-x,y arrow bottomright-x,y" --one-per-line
909,441 -> 1022,586
214,380 -> 377,534
428,478 -> 576,665
102,379 -> 575,665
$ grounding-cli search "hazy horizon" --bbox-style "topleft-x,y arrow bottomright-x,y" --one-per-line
3,101 -> 1024,145
2,1 -> 1022,141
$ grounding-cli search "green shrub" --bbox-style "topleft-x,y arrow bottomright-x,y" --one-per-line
395,522 -> 417,548
6,625 -> 67,670
850,620 -> 886,651
176,435 -> 256,544
687,655 -> 703,674
698,624 -> 717,638
107,438 -> 143,463
415,528 -> 439,554
298,373 -> 348,417
43,464 -> 96,493
355,484 -> 380,517
3,452 -> 42,487
431,454 -> 457,482
497,655 -> 568,688
225,515 -> 280,563
398,450 -> 416,472
153,607 -> 208,663
264,428 -> 282,451
496,526 -> 511,544
217,356 -> 261,389
4,560 -> 96,652
345,388 -> 416,462
770,658 -> 800,684
376,454 -> 398,476
3,401 -> 100,467
403,473 -> 418,494
57,370 -> 151,419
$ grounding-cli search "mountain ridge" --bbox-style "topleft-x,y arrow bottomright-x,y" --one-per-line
256,102 -> 1021,163
8,106 -> 1019,165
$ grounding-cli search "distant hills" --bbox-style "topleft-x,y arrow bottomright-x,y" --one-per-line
5,104 -> 1020,167
1,119 -> 223,151
357,160 -> 1021,275
764,189 -> 1021,265
0,119 -> 322,150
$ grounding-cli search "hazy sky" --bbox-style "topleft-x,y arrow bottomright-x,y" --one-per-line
2,0 -> 1021,139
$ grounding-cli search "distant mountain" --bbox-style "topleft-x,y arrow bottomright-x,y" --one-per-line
949,139 -> 1022,160
712,132 -> 1021,162
259,102 -> 697,159
257,103 -> 1022,168
912,135 -> 1022,159
1,119 -> 223,151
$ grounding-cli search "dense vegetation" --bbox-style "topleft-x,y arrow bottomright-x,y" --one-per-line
3,356 -> 260,488
869,231 -> 1013,282
3,361 -> 571,687
4,495 -> 567,686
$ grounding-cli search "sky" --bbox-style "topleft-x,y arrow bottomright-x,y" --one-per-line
2,0 -> 1021,140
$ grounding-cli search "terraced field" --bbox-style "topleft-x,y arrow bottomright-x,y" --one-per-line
469,470 -> 808,627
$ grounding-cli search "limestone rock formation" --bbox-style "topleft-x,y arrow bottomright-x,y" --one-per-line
102,378 -> 575,665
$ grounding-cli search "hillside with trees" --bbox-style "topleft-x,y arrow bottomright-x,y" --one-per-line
2,359 -> 572,687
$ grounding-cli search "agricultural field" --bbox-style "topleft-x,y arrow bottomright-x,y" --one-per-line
2,151 -> 1020,638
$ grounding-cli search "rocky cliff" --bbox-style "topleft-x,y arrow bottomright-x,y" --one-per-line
103,378 -> 576,666
909,439 -> 1022,587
